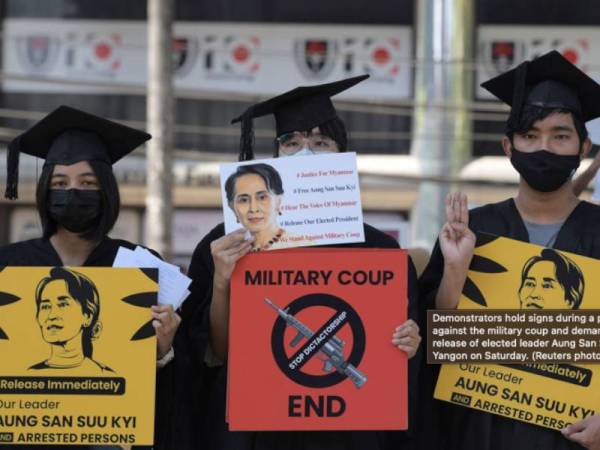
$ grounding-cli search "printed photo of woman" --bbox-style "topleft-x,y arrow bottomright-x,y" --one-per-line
224,163 -> 290,252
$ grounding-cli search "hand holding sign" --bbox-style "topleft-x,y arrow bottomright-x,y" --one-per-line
151,304 -> 181,360
392,319 -> 421,359
209,229 -> 255,361
563,415 -> 600,449
210,229 -> 254,290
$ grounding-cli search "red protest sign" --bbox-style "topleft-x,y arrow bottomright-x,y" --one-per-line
228,248 -> 408,430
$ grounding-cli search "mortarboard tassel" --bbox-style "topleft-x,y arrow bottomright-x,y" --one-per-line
4,136 -> 21,200
506,61 -> 529,134
238,108 -> 255,162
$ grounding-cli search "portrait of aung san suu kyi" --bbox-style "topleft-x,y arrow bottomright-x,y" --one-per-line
225,163 -> 292,252
30,267 -> 114,374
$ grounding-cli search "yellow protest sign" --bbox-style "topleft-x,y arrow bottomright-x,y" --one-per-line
434,234 -> 600,430
0,267 -> 157,446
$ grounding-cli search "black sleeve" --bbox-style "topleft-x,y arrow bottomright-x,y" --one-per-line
153,224 -> 225,450
405,253 -> 422,438
417,239 -> 444,325
0,245 -> 11,266
153,335 -> 204,450
407,255 -> 419,322
183,223 -> 224,367
0,241 -> 28,266
360,222 -> 422,438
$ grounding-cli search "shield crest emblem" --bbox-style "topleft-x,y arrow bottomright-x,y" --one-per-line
480,40 -> 525,77
295,39 -> 337,80
16,36 -> 60,72
490,41 -> 516,70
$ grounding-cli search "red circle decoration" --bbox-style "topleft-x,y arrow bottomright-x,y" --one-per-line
95,42 -> 112,60
233,45 -> 250,63
561,48 -> 578,65
372,47 -> 391,66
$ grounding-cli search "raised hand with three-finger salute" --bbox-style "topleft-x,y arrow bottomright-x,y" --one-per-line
435,192 -> 476,309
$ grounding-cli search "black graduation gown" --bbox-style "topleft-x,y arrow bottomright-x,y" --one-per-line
417,198 -> 600,450
186,222 -> 420,450
0,237 -> 203,450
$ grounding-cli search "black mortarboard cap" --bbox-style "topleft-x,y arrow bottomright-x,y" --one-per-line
481,50 -> 600,130
5,105 -> 151,199
231,74 -> 369,161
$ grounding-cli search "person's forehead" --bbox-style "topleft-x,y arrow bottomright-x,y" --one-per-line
235,173 -> 267,191
528,260 -> 557,275
530,111 -> 576,130
52,160 -> 96,176
41,279 -> 70,296
280,126 -> 323,137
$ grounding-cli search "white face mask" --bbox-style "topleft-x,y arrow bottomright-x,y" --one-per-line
287,147 -> 315,157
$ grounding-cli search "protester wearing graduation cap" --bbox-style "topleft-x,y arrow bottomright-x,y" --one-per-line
0,106 -> 198,450
418,50 -> 600,450
185,75 -> 422,450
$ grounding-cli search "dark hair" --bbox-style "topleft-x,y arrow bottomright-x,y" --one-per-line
35,267 -> 101,358
224,163 -> 284,206
318,117 -> 348,152
519,248 -> 585,309
506,105 -> 589,146
273,116 -> 349,156
36,160 -> 121,241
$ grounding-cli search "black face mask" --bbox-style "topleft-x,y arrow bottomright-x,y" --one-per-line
510,148 -> 580,193
48,189 -> 102,233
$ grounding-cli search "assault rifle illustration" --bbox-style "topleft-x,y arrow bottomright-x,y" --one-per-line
265,298 -> 367,389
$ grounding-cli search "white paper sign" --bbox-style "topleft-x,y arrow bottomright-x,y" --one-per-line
113,246 -> 191,310
220,152 -> 365,250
